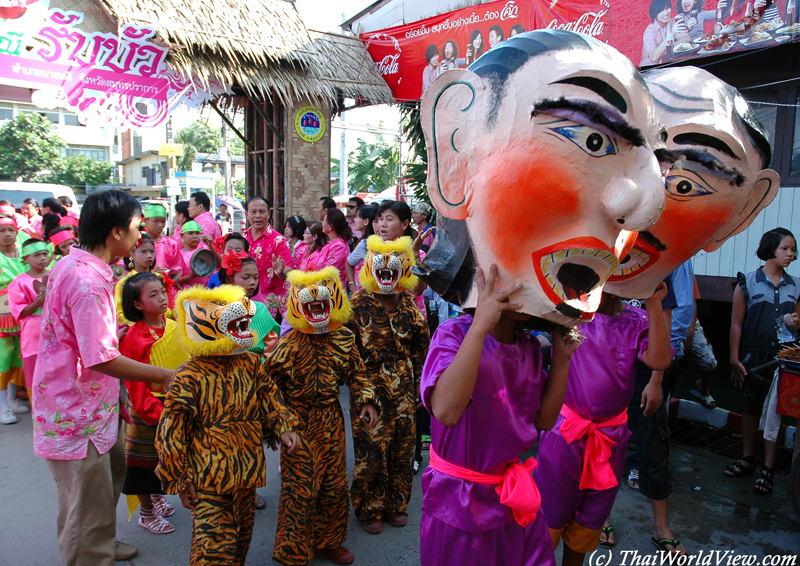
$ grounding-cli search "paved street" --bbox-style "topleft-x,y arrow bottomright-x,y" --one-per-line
1,390 -> 798,565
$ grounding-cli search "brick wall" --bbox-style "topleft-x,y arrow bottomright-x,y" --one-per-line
284,99 -> 331,222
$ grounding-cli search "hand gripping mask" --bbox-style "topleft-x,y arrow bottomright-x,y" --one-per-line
359,235 -> 419,294
176,285 -> 257,356
285,267 -> 351,334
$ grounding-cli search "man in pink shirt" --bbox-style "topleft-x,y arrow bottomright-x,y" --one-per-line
244,195 -> 293,316
187,191 -> 221,245
33,190 -> 173,565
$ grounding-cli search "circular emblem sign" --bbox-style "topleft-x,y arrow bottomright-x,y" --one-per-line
295,106 -> 325,143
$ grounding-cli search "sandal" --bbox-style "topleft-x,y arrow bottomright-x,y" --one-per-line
598,525 -> 615,549
754,467 -> 774,494
651,537 -> 683,554
724,456 -> 756,477
151,495 -> 175,517
628,467 -> 639,490
138,514 -> 175,534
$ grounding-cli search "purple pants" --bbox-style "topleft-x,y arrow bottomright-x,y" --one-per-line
420,509 -> 556,566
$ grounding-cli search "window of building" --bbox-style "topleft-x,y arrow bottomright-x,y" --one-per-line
17,103 -> 59,124
63,112 -> 83,127
742,88 -> 778,168
0,102 -> 12,122
133,133 -> 142,155
65,145 -> 108,161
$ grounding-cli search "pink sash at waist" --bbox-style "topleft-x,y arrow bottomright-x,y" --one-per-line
559,404 -> 628,491
429,446 -> 541,527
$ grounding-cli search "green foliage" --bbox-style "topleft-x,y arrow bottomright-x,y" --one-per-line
0,113 -> 65,181
348,135 -> 399,194
233,178 -> 246,201
400,102 -> 430,207
230,135 -> 245,156
45,155 -> 112,188
175,121 -> 221,171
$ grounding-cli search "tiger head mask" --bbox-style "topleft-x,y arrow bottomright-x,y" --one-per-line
176,285 -> 257,356
285,267 -> 351,334
359,235 -> 419,294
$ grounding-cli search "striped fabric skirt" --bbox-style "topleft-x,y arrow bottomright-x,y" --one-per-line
124,402 -> 159,469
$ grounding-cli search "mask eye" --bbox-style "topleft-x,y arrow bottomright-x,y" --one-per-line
296,284 -> 305,290
391,251 -> 399,257
550,124 -> 618,157
665,175 -> 712,199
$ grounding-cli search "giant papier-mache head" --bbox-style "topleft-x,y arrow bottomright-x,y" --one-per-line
420,29 -> 668,325
285,267 -> 351,334
176,285 -> 257,356
360,235 -> 420,294
605,66 -> 779,298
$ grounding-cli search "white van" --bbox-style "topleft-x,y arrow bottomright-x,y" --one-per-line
0,182 -> 79,212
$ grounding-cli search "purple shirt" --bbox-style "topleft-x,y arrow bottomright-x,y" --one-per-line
32,248 -> 122,460
420,315 -> 548,531
561,308 -> 649,422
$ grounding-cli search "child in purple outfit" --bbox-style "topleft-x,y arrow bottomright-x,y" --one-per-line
420,265 -> 580,566
534,284 -> 672,566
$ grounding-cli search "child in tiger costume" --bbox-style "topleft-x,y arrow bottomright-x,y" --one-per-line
268,266 -> 379,566
347,235 -> 430,533
156,285 -> 300,566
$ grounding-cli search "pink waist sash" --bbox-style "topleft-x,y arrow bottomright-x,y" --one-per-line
429,446 -> 541,527
558,404 -> 628,491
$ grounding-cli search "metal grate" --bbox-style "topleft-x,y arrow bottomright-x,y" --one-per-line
669,418 -> 795,475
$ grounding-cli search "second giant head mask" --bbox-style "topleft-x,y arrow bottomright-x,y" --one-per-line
421,30 -> 666,325
605,66 -> 779,298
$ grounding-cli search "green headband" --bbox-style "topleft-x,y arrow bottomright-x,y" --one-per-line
22,240 -> 49,257
144,204 -> 168,218
182,220 -> 202,233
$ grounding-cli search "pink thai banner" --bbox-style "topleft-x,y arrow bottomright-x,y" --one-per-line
0,1 -> 228,128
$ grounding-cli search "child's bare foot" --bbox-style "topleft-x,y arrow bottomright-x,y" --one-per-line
138,510 -> 175,534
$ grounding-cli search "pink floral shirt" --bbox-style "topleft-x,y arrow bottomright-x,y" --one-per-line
245,225 -> 293,316
32,248 -> 122,461
193,210 -> 222,242
152,234 -> 182,274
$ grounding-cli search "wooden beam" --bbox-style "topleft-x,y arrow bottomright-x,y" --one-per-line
208,100 -> 254,152
246,95 -> 284,144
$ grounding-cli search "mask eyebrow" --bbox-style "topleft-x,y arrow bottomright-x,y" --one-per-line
532,97 -> 646,147
673,132 -> 739,160
553,76 -> 628,114
671,148 -> 746,186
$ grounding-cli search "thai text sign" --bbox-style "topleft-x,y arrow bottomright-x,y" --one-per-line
0,2 -> 228,128
362,0 -> 799,102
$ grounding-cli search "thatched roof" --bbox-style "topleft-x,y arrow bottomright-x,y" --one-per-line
97,0 -> 393,106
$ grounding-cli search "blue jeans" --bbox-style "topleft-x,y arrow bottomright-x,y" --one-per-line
627,378 -> 672,501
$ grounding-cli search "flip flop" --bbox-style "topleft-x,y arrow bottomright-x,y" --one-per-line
690,389 -> 717,409
651,537 -> 682,553
598,525 -> 615,549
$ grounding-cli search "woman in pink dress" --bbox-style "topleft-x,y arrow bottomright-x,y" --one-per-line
320,208 -> 353,287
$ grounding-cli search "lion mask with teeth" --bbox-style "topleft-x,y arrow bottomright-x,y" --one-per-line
359,235 -> 419,294
176,285 -> 257,356
285,267 -> 351,334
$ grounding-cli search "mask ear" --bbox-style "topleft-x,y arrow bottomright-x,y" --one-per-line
421,69 -> 486,220
704,168 -> 780,252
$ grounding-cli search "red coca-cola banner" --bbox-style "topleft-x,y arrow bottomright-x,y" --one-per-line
361,0 -> 800,102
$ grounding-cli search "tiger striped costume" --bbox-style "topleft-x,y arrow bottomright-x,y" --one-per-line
347,289 -> 430,523
156,286 -> 300,565
267,328 -> 378,566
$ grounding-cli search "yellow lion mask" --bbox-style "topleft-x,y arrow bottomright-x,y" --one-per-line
176,285 -> 257,356
359,235 -> 419,294
285,267 -> 351,334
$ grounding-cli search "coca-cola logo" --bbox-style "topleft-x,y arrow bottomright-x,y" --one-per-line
500,1 -> 519,21
366,33 -> 402,87
378,54 -> 400,76
546,10 -> 609,39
